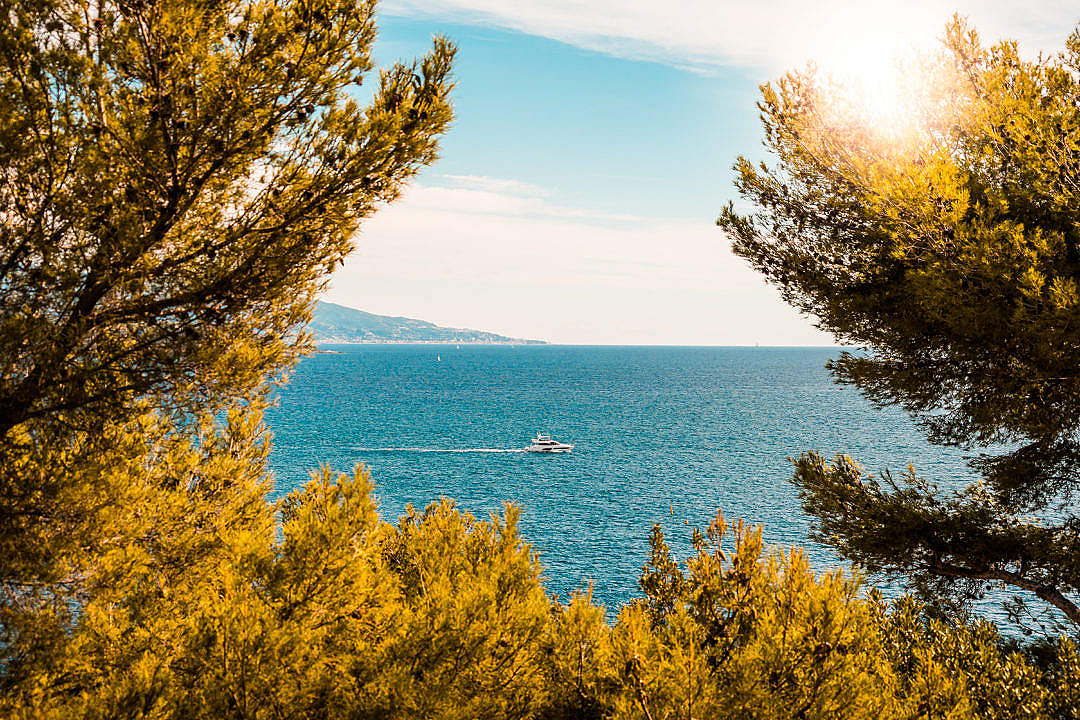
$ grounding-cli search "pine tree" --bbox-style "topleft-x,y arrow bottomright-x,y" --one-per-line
719,17 -> 1080,629
7,3 -> 1080,714
0,0 -> 454,616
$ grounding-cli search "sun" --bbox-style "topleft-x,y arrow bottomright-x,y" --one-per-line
806,4 -> 943,127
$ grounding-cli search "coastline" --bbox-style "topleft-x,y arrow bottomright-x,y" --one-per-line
313,340 -> 548,346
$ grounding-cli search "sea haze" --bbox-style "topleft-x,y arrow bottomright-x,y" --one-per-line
265,346 -> 988,616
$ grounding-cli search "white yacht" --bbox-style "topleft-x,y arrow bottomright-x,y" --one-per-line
525,433 -> 574,453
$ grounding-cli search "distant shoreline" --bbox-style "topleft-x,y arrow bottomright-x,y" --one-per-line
311,301 -> 546,345
314,340 -> 547,346
314,342 -> 844,348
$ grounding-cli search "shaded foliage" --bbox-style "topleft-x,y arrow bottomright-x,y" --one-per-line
4,1 -> 1078,716
719,16 -> 1080,628
0,0 -> 454,621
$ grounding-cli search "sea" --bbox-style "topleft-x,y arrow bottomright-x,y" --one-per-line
265,345 -> 1009,623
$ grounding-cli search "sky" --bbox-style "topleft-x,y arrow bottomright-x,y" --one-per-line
325,1 -> 1080,345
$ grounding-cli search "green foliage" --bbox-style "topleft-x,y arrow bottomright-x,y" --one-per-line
718,16 -> 1080,627
607,516 -> 896,720
6,1 -> 1079,715
0,0 -> 455,602
8,462 -> 1078,718
0,0 -> 453,433
372,500 -> 552,718
4,455 -> 547,718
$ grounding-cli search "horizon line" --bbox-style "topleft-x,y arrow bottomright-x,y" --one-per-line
314,342 -> 847,348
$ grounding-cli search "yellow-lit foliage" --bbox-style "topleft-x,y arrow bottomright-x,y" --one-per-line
0,0 -> 455,616
6,419 -> 1077,718
719,16 -> 1080,627
4,4 -> 1079,716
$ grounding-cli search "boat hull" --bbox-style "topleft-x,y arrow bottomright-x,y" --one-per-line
525,445 -> 574,453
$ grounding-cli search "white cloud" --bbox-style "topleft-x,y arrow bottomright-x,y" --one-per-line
328,181 -> 832,345
382,0 -> 1078,74
397,181 -> 645,223
441,174 -> 553,197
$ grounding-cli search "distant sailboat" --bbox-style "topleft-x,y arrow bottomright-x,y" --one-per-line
437,355 -> 441,362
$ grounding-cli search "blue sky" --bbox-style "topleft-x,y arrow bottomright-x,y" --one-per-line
371,17 -> 760,220
326,1 -> 1078,344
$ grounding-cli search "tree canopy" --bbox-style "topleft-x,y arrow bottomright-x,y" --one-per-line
5,1 -> 1080,715
7,460 -> 1079,718
719,18 -> 1080,629
0,0 -> 453,435
0,0 -> 454,597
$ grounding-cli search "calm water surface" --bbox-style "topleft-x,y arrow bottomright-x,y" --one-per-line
266,346 -> 988,614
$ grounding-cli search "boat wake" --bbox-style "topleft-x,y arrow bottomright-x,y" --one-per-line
352,447 -> 526,453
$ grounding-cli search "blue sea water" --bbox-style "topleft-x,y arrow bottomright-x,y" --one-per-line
265,345 -> 987,615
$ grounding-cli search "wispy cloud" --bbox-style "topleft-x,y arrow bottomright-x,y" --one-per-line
441,174 -> 553,197
403,180 -> 644,223
333,179 -> 830,344
382,0 -> 1078,73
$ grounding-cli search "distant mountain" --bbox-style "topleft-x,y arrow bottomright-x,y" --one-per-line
309,301 -> 546,344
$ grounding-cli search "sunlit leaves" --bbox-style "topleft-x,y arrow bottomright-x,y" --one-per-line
719,15 -> 1080,628
0,0 -> 454,638
7,459 -> 1078,718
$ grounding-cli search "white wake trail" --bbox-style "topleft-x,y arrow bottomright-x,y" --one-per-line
352,447 -> 526,453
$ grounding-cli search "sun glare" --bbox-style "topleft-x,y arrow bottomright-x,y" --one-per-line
807,4 -> 942,130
